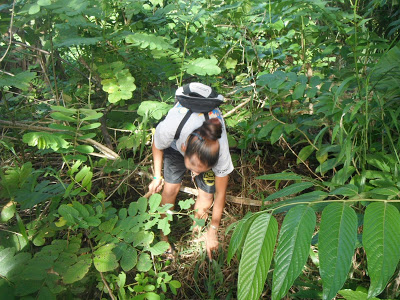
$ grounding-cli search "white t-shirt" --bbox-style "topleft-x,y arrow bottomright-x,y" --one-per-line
154,102 -> 234,177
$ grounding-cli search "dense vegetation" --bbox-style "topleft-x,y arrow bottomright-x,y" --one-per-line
1,0 -> 400,299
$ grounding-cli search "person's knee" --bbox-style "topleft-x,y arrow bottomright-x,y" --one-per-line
195,191 -> 214,210
162,183 -> 180,200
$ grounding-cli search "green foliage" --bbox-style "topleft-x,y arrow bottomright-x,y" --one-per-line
185,57 -> 222,76
363,202 -> 400,298
271,205 -> 316,300
232,196 -> 400,299
319,203 -> 358,300
98,62 -> 136,104
0,193 -> 180,299
1,0 -> 400,298
237,213 -> 278,300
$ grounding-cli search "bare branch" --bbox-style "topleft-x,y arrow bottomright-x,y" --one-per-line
0,0 -> 16,63
0,119 -> 120,160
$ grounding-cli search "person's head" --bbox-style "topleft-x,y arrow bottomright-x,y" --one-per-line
181,118 -> 222,175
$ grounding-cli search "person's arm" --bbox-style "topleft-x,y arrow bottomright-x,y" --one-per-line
206,174 -> 229,260
148,142 -> 164,195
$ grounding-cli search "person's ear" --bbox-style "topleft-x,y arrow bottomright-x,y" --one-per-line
181,143 -> 186,152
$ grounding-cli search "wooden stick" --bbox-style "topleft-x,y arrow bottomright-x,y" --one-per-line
99,272 -> 116,300
140,171 -> 263,206
0,119 -> 120,160
223,97 -> 252,119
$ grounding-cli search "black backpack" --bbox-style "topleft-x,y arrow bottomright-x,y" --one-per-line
174,83 -> 224,140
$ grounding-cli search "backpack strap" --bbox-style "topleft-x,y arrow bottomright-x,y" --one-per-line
174,109 -> 192,140
174,110 -> 210,140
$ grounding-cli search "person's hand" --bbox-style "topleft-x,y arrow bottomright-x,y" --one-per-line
148,178 -> 164,195
205,227 -> 219,261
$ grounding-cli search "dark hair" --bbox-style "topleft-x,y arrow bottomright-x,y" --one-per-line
185,118 -> 222,167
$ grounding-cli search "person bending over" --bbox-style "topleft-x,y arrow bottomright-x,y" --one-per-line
148,82 -> 234,260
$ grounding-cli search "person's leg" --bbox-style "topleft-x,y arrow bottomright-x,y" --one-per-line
193,170 -> 215,235
160,147 -> 186,252
193,188 -> 214,222
161,182 -> 181,208
159,182 -> 181,249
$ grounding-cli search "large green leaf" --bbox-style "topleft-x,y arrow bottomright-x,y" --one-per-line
266,182 -> 314,201
149,241 -> 170,256
319,203 -> 358,300
370,45 -> 400,95
137,253 -> 152,272
120,246 -> 137,272
363,202 -> 400,298
126,33 -> 173,50
93,244 -> 118,272
271,205 -> 316,300
0,71 -> 36,91
296,145 -> 315,165
271,191 -> 328,214
137,101 -> 171,120
227,213 -> 257,264
338,288 -> 383,300
330,184 -> 359,197
63,254 -> 92,284
22,132 -> 69,151
238,213 -> 278,300
186,57 -> 221,76
0,248 -> 31,278
256,172 -> 302,181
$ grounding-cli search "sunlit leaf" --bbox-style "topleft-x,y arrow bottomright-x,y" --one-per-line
292,83 -> 306,100
266,182 -> 313,201
178,198 -> 195,210
227,213 -> 258,264
93,244 -> 118,272
120,246 -> 137,272
75,145 -> 94,154
22,132 -> 69,151
137,253 -> 152,272
80,123 -> 101,130
297,145 -> 315,164
149,241 -> 170,256
137,197 -> 148,214
238,213 -> 278,300
0,71 -> 36,91
363,202 -> 400,298
270,124 -> 283,144
157,217 -> 171,236
1,201 -> 16,222
0,248 -> 31,278
319,203 -> 358,300
338,288 -> 382,300
126,33 -> 173,50
51,112 -> 76,122
149,194 -> 162,213
63,255 -> 92,284
186,57 -> 221,76
75,166 -> 90,182
37,0 -> 51,6
137,101 -> 171,120
272,205 -> 316,300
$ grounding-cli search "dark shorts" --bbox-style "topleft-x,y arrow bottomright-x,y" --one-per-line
163,147 -> 215,194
